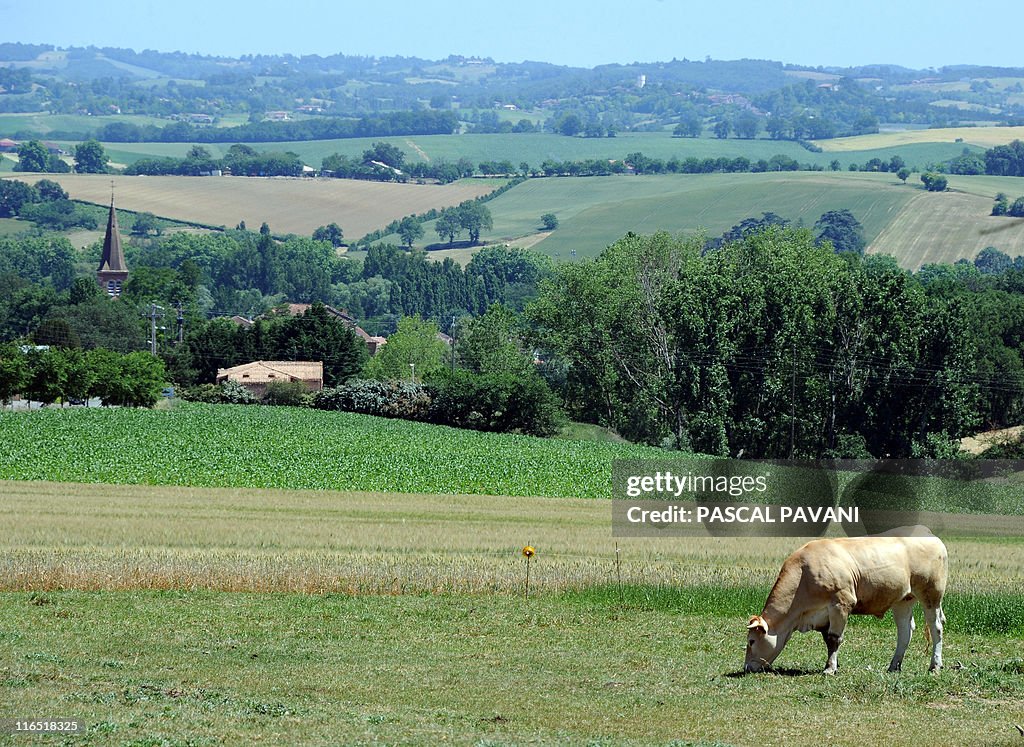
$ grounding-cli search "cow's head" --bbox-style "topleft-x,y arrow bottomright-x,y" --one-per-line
744,615 -> 784,673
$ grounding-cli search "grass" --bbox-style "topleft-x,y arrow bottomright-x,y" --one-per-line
2,480 -> 1023,596
390,171 -> 914,261
0,402 -> 665,498
91,132 -> 976,173
0,113 -> 167,137
0,590 -> 1022,746
0,217 -> 24,237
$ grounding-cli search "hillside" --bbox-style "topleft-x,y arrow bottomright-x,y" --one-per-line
1,173 -> 500,238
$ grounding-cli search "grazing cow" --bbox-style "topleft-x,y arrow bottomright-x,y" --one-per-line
744,526 -> 947,675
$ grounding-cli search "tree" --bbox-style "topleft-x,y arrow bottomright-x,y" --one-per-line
458,303 -> 534,377
362,141 -> 405,169
830,160 -> 841,171
435,209 -> 462,246
992,193 -> 1009,216
313,222 -> 344,247
540,213 -> 559,231
713,118 -> 731,139
556,113 -> 583,137
673,113 -> 702,138
0,342 -> 28,405
733,112 -> 760,139
815,209 -> 865,255
259,222 -> 271,236
0,179 -> 38,217
920,172 -> 948,192
897,168 -> 911,184
397,216 -> 424,249
364,316 -> 448,381
974,247 -> 1012,275
35,179 -> 68,201
458,202 -> 492,244
73,139 -> 109,174
131,212 -> 162,236
24,348 -> 69,406
15,140 -> 48,172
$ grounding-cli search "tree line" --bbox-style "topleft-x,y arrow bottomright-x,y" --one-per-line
527,228 -> 1024,458
0,343 -> 166,408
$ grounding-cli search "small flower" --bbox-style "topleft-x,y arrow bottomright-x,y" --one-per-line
522,546 -> 535,558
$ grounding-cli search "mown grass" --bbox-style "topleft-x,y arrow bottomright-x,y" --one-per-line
0,590 -> 1021,746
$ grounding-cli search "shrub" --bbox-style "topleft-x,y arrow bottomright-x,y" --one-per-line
261,380 -> 311,407
310,379 -> 431,420
427,369 -> 565,436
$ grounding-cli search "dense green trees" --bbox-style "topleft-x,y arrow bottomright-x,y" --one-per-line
528,228 -> 999,457
0,345 -> 165,407
815,209 -> 865,255
363,316 -> 447,382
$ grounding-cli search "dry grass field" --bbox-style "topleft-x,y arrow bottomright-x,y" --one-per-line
813,126 -> 1024,152
2,174 -> 498,237
3,480 -> 1022,597
868,189 -> 1024,267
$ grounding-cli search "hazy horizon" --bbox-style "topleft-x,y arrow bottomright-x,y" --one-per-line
4,0 -> 1023,72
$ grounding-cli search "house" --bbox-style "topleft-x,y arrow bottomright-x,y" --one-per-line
0,138 -> 19,152
216,360 -> 324,397
261,303 -> 384,356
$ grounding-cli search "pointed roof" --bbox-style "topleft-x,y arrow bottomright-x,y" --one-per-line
97,198 -> 127,273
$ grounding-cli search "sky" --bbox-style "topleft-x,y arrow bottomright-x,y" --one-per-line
4,0 -> 1024,71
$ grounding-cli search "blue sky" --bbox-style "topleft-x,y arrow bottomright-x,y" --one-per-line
4,0 -> 1023,70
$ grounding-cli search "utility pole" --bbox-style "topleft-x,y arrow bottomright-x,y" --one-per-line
450,314 -> 457,373
789,340 -> 796,458
175,301 -> 185,344
142,303 -> 165,356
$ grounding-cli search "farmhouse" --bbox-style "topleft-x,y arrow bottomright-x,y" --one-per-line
265,303 -> 386,356
216,360 -> 324,397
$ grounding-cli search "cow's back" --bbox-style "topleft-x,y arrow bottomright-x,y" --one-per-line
794,533 -> 946,617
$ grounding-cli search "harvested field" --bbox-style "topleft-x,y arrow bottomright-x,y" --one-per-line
1,173 -> 499,237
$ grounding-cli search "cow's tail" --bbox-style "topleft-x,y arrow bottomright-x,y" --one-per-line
923,613 -> 932,651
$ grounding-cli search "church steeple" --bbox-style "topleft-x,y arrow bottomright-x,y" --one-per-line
97,190 -> 128,297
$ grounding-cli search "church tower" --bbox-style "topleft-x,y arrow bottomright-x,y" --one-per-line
96,195 -> 128,297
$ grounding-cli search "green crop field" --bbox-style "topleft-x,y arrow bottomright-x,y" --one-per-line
89,132 -> 976,173
0,113 -> 168,138
0,402 -> 664,497
378,171 -> 1020,269
373,171 -> 914,261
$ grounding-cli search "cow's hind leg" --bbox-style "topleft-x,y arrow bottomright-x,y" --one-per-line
924,605 -> 945,672
888,599 -> 915,672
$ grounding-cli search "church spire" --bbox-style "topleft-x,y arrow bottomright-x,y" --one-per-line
97,188 -> 128,297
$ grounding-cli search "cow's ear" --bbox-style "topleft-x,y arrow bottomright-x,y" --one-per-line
747,615 -> 769,634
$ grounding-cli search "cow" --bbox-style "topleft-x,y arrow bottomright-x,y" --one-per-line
744,526 -> 947,675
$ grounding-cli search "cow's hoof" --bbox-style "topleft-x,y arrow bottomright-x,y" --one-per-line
822,667 -> 837,676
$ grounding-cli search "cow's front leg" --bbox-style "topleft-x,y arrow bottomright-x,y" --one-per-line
823,596 -> 853,675
888,600 -> 915,672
